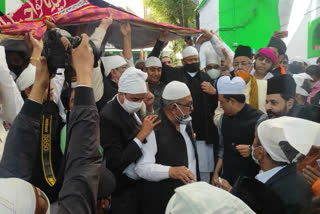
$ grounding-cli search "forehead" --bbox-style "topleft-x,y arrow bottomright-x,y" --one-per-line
184,55 -> 199,61
162,57 -> 171,61
146,66 -> 162,70
180,95 -> 192,103
269,47 -> 279,55
126,93 -> 146,99
266,93 -> 283,101
234,56 -> 250,63
206,63 -> 219,67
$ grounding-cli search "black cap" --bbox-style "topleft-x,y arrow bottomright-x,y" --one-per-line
267,74 -> 296,97
268,37 -> 287,55
0,39 -> 29,54
97,167 -> 116,199
234,45 -> 253,59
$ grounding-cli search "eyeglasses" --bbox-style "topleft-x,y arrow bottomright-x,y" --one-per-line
206,64 -> 220,70
233,62 -> 252,68
176,102 -> 193,109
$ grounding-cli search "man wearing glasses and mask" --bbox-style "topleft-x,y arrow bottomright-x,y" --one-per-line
136,81 -> 200,214
214,45 -> 267,125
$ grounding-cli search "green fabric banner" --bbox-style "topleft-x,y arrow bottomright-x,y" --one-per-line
307,17 -> 320,58
0,0 -> 5,15
219,0 -> 280,52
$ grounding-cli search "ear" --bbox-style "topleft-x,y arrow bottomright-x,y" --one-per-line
24,86 -> 32,98
278,54 -> 285,63
118,92 -> 124,104
256,146 -> 265,162
286,97 -> 295,111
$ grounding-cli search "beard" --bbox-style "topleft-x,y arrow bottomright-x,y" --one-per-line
267,105 -> 288,118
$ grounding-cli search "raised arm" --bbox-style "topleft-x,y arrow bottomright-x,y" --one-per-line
120,22 -> 133,67
0,51 -> 50,180
91,17 -> 113,102
58,34 -> 102,214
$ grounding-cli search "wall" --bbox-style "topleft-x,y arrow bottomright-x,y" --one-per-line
280,0 -> 320,62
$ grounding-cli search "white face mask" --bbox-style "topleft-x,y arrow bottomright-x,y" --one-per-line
206,69 -> 221,80
121,96 -> 143,114
174,104 -> 192,125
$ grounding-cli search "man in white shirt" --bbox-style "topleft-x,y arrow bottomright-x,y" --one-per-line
136,81 -> 199,214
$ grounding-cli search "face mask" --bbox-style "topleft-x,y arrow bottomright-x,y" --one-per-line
251,146 -> 260,165
183,62 -> 200,73
120,96 -> 143,114
207,69 -> 221,79
234,71 -> 250,82
173,104 -> 192,125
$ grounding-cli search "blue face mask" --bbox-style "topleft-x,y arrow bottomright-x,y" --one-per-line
251,145 -> 261,165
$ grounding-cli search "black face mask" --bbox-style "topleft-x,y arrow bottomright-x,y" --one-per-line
183,62 -> 200,73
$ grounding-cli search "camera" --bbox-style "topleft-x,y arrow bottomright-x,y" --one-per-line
42,29 -> 101,76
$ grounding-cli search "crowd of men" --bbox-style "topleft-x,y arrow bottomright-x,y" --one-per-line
0,15 -> 320,214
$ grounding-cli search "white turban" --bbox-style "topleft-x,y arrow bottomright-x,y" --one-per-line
182,46 -> 198,59
217,76 -> 245,95
118,67 -> 148,94
0,178 -> 50,214
258,116 -> 320,163
145,57 -> 162,68
293,73 -> 313,96
166,182 -> 254,214
162,81 -> 190,100
101,55 -> 127,77
15,64 -> 36,91
199,41 -> 221,68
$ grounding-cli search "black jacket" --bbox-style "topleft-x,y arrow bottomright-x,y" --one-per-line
96,76 -> 118,112
0,87 -> 103,214
149,40 -> 219,148
140,110 -> 200,214
100,97 -> 142,192
265,164 -> 313,214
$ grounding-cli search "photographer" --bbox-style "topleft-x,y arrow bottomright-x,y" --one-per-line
0,33 -> 102,214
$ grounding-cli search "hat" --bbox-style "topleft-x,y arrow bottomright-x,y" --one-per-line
256,48 -> 277,64
217,76 -> 246,95
97,167 -> 116,199
234,45 -> 253,59
257,116 -> 320,163
118,67 -> 148,94
293,73 -> 314,96
162,81 -> 190,100
268,37 -> 287,55
101,55 -> 127,77
0,39 -> 29,54
199,41 -> 220,68
165,182 -> 254,214
15,64 -> 36,91
267,75 -> 296,97
0,178 -> 50,214
182,46 -> 198,59
145,56 -> 162,68
134,59 -> 145,66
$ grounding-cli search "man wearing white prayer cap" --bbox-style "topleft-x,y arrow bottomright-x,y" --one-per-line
250,117 -> 316,213
213,76 -> 265,186
165,182 -> 254,214
149,42 -> 219,183
199,41 -> 221,80
99,67 -> 160,214
0,178 -> 50,214
292,73 -> 314,105
97,55 -> 128,107
143,56 -> 165,112
136,80 -> 199,214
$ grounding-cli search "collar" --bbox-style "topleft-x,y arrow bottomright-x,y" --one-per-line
255,165 -> 286,183
187,71 -> 198,77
